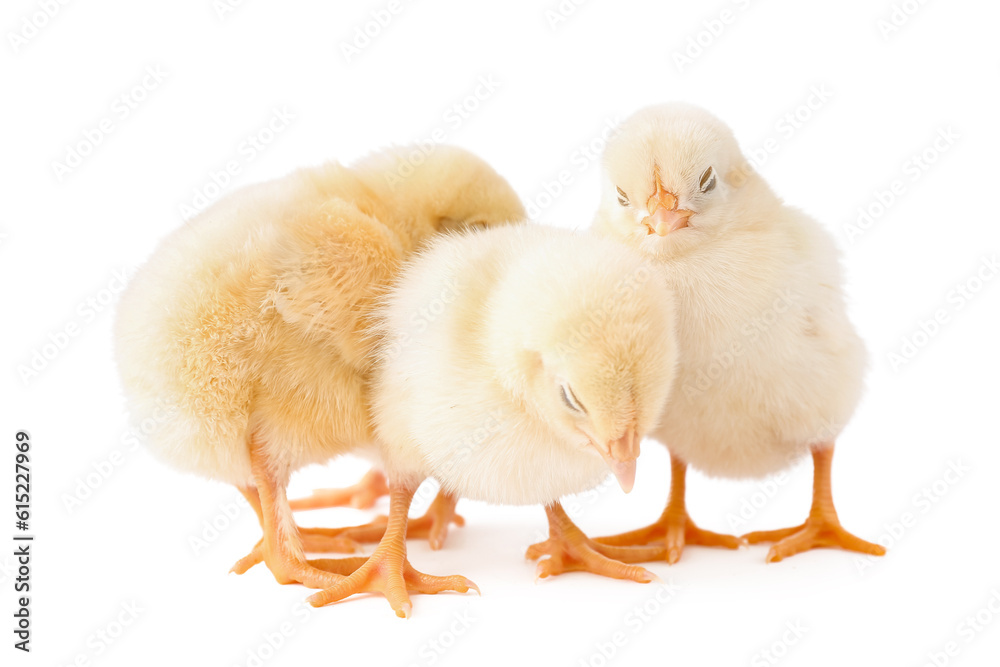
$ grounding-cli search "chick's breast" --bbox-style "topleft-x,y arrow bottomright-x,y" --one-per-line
655,212 -> 866,478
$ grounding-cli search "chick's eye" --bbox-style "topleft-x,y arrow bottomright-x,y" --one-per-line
560,384 -> 587,414
616,186 -> 630,207
699,167 -> 716,194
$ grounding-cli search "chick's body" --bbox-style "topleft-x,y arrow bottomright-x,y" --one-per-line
374,225 -> 676,504
592,103 -> 883,563
313,224 -> 678,616
651,202 -> 865,478
115,146 -> 525,587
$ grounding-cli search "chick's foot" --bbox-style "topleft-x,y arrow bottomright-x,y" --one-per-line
289,468 -> 389,511
302,491 -> 465,550
595,509 -> 745,565
231,527 -> 361,574
306,486 -> 477,617
744,516 -> 886,563
595,455 -> 743,564
527,503 -> 661,582
743,445 -> 886,563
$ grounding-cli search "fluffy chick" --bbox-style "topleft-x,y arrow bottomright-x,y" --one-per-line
308,223 -> 678,617
115,145 -> 525,589
592,103 -> 885,563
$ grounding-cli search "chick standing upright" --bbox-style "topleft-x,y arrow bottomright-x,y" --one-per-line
115,146 -> 525,589
308,224 -> 678,617
592,104 -> 885,563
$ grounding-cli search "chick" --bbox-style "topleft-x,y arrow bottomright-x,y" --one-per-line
591,103 -> 885,563
115,145 -> 525,589
307,223 -> 678,617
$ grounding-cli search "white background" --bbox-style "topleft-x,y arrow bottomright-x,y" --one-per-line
2,0 -> 999,666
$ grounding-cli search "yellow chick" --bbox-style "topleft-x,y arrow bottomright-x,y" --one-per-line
114,145 -> 525,590
592,103 -> 886,564
307,223 -> 678,617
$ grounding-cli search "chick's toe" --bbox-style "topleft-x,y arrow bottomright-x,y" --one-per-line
527,503 -> 660,583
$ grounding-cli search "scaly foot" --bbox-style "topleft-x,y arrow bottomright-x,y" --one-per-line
306,486 -> 477,617
743,444 -> 887,563
303,491 -> 464,550
526,503 -> 661,582
744,516 -> 886,563
231,527 -> 361,575
289,468 -> 389,511
597,509 -> 744,564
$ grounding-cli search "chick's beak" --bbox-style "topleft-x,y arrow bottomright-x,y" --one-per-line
601,425 -> 640,494
643,174 -> 694,236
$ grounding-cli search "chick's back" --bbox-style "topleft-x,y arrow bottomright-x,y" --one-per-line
116,148 -> 524,486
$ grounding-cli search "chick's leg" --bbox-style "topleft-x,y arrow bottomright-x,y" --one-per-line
228,439 -> 350,589
289,468 -> 389,511
743,444 -> 886,563
526,502 -> 662,582
306,484 -> 478,618
231,489 -> 359,575
306,490 -> 464,550
595,454 -> 744,564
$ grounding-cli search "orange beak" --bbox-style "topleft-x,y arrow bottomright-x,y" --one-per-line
601,425 -> 640,493
643,171 -> 694,236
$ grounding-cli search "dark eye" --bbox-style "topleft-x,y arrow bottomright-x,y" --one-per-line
616,186 -> 630,207
560,384 -> 587,413
699,167 -> 716,193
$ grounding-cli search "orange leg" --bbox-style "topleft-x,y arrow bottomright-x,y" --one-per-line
289,468 -> 389,511
743,444 -> 886,562
308,490 -> 464,550
305,484 -> 478,618
526,502 -> 662,582
596,454 -> 744,564
228,438 -> 350,589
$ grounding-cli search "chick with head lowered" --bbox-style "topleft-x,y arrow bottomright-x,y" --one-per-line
307,223 -> 678,617
591,103 -> 885,564
114,145 -> 525,591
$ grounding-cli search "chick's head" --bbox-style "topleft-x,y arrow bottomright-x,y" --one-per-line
595,103 -> 770,258
487,236 -> 677,492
